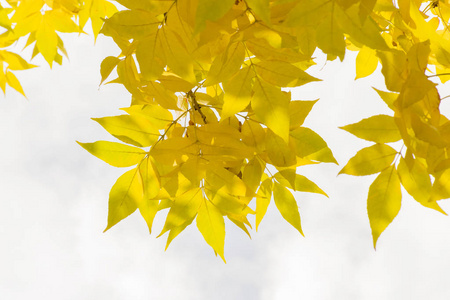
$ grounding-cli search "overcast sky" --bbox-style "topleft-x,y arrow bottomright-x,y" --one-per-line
1,32 -> 450,300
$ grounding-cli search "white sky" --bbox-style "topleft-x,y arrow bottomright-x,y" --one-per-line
1,32 -> 450,300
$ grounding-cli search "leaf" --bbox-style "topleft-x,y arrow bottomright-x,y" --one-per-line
431,168 -> 450,201
194,0 -> 235,33
273,182 -> 303,235
77,141 -> 146,167
274,169 -> 328,197
316,14 -> 346,61
376,50 -> 407,92
367,165 -> 401,249
397,158 -> 445,214
340,114 -> 401,143
104,168 -> 143,231
135,34 -> 166,81
242,157 -> 264,196
36,15 -> 58,66
289,100 -> 318,130
355,46 -> 378,79
339,144 -> 397,176
159,188 -> 203,236
255,60 -> 320,87
5,71 -> 25,97
138,156 -> 161,233
102,9 -> 159,40
290,127 -> 337,163
204,42 -> 245,86
252,79 -> 290,143
197,200 -> 226,262
100,56 -> 120,85
256,177 -> 272,231
0,51 -> 37,70
372,87 -> 397,110
221,66 -> 254,119
122,104 -> 173,129
92,114 -> 161,147
246,0 -> 270,24
265,129 -> 297,167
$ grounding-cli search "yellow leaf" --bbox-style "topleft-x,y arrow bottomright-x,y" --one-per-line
316,14 -> 346,61
256,177 -> 272,231
5,71 -> 25,97
104,168 -> 143,231
289,100 -> 318,130
46,9 -> 79,33
284,0 -> 331,27
121,104 -> 173,129
142,82 -> 180,110
36,15 -> 58,66
246,38 -> 308,62
135,33 -> 166,81
367,165 -> 401,248
265,129 -> 297,167
431,168 -> 450,201
0,51 -> 37,70
355,46 -> 378,79
340,114 -> 401,143
376,50 -> 407,92
138,156 -> 160,233
194,0 -> 235,33
255,60 -> 320,87
273,182 -> 303,235
274,169 -> 328,197
372,87 -> 397,110
165,218 -> 194,250
397,158 -> 445,213
100,56 -> 120,85
221,66 -> 254,119
159,188 -> 203,237
246,0 -> 270,24
252,79 -> 290,143
290,127 -> 337,163
102,9 -> 159,40
197,199 -> 226,262
410,113 -> 446,148
92,114 -> 161,147
204,42 -> 245,86
242,157 -> 264,196
77,141 -> 146,167
339,144 -> 397,176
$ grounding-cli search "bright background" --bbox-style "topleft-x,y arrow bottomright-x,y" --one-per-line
1,32 -> 450,300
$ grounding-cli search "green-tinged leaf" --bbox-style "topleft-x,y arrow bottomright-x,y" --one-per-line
222,66 -> 254,119
255,60 -> 320,87
265,129 -> 297,167
355,46 -> 378,79
104,168 -> 143,231
194,0 -> 235,33
93,114 -> 161,147
246,0 -> 270,24
316,15 -> 346,61
77,141 -> 146,167
197,200 -> 226,262
273,182 -> 303,235
431,168 -> 450,201
339,144 -> 397,176
367,165 -> 401,248
340,114 -> 401,143
289,100 -> 318,130
256,177 -> 272,231
136,34 -> 166,81
204,42 -> 245,86
159,188 -> 203,236
274,169 -> 328,197
376,50 -> 407,92
397,158 -> 445,213
252,79 -> 290,143
290,127 -> 337,163
100,56 -> 120,85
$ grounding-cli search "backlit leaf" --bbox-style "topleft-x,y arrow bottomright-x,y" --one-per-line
255,60 -> 320,87
340,114 -> 401,143
367,165 -> 401,248
339,144 -> 397,176
197,199 -> 226,262
273,182 -> 303,235
77,141 -> 146,167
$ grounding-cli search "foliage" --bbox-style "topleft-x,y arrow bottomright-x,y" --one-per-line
3,0 -> 450,260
